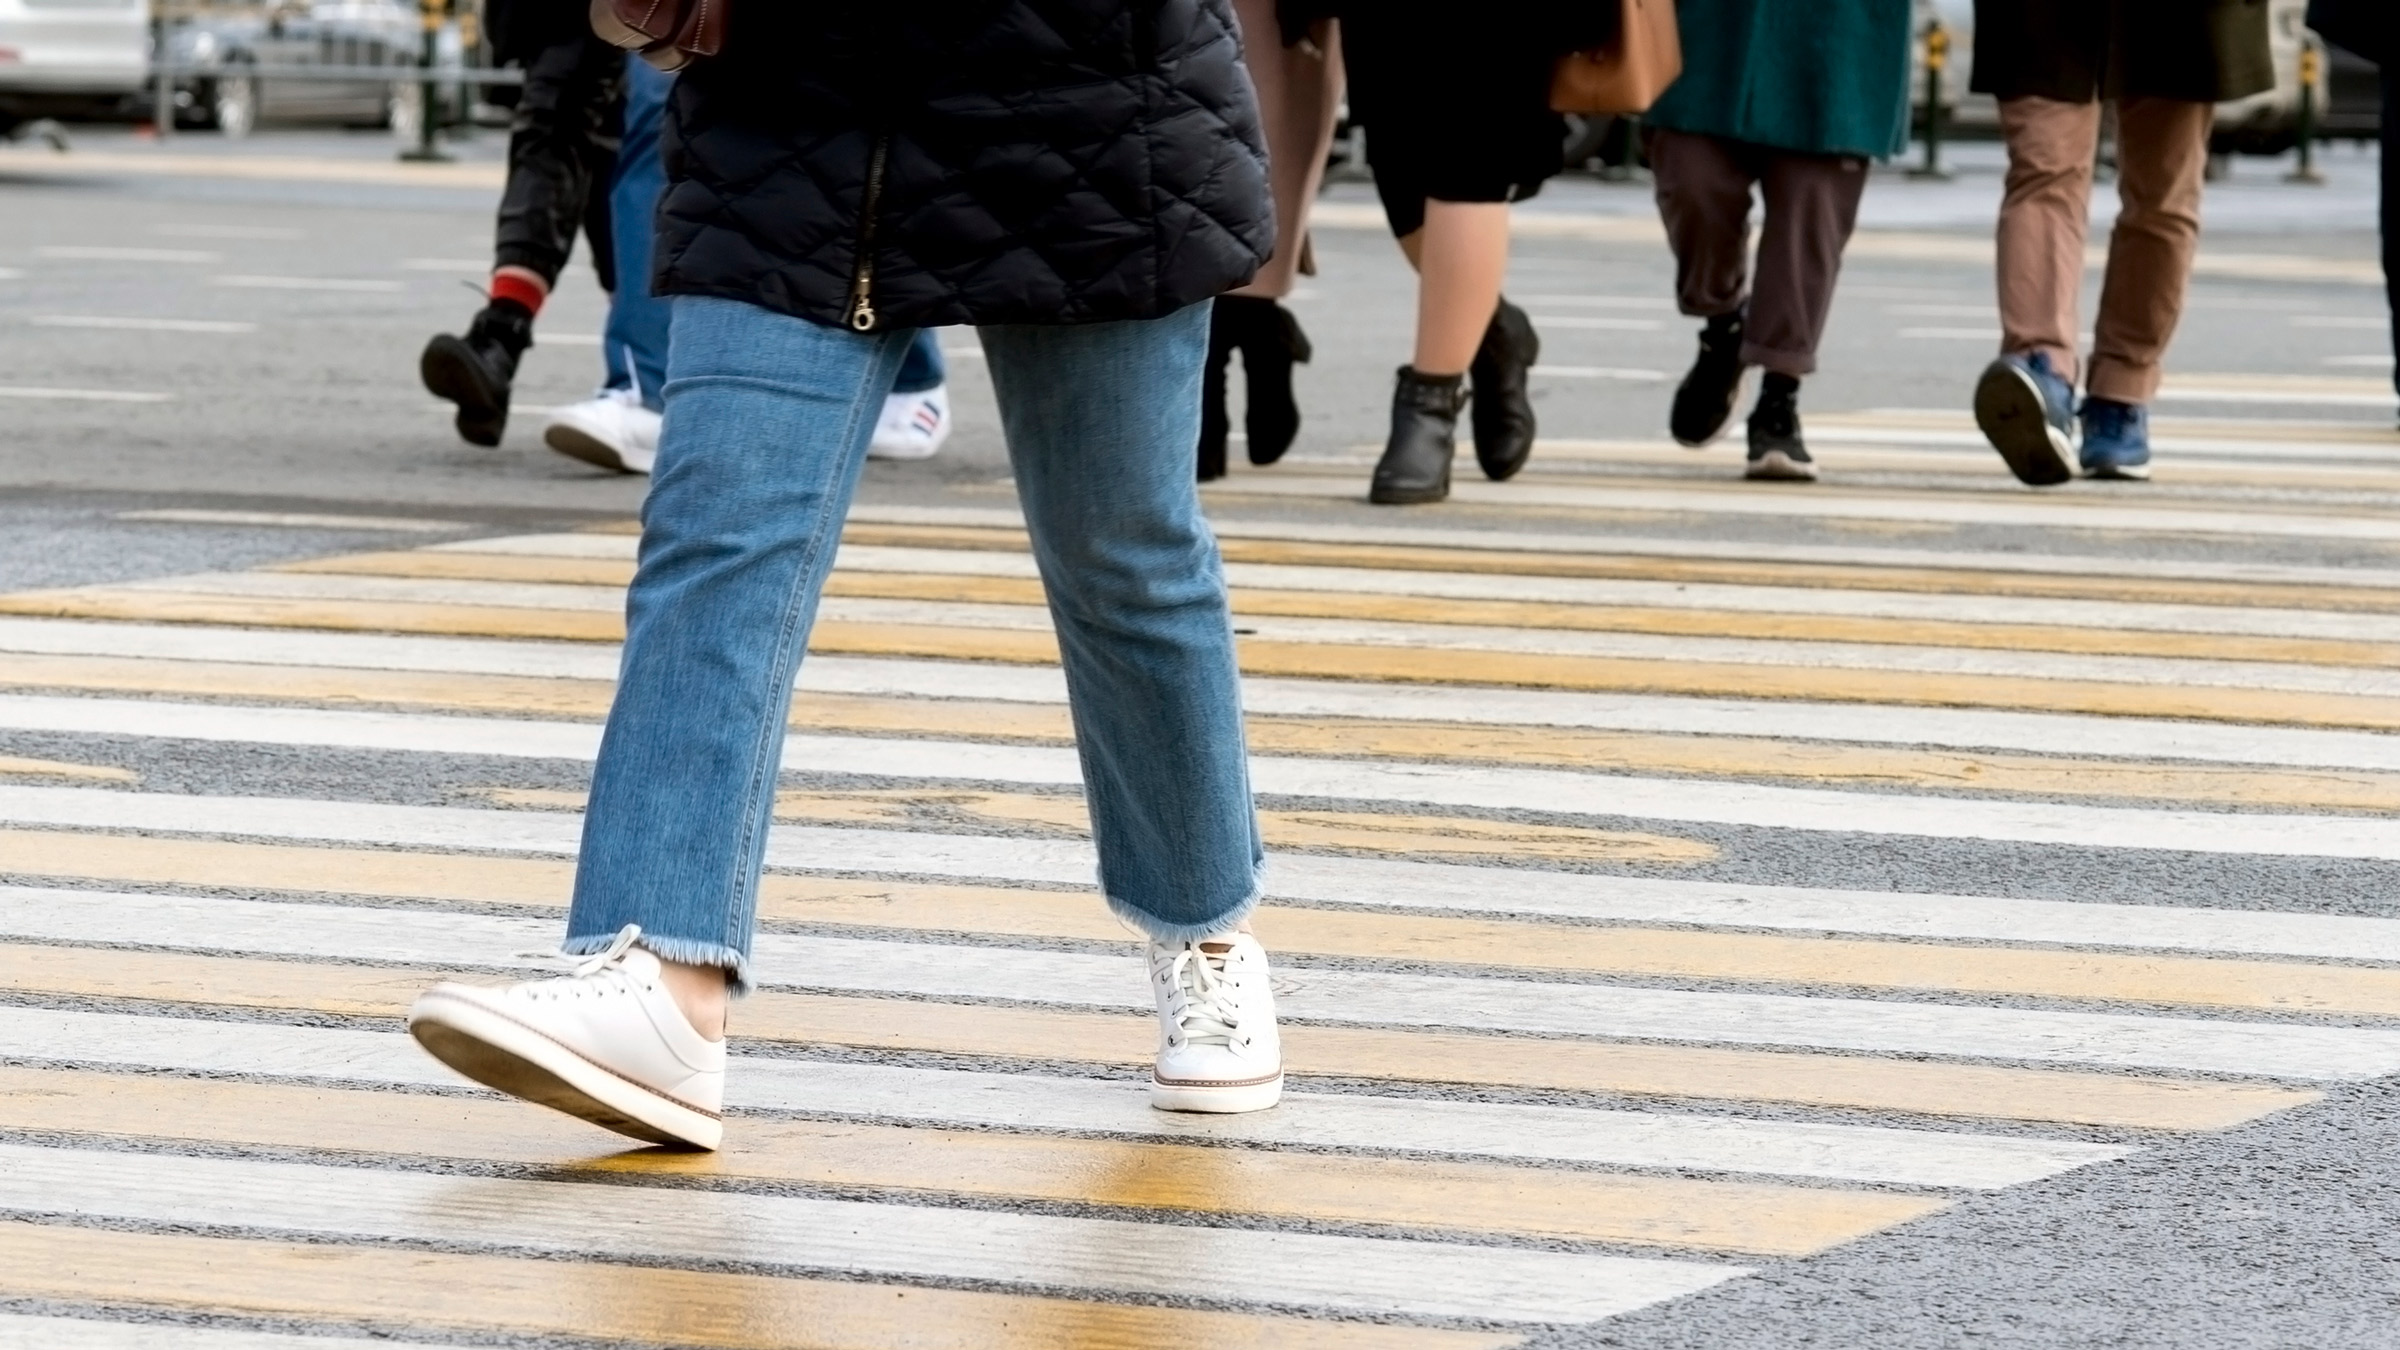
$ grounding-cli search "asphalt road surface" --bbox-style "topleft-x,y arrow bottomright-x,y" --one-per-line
0,127 -> 2397,1350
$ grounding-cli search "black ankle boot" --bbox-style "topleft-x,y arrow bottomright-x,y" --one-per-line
1370,366 -> 1467,505
1233,297 -> 1312,465
1744,372 -> 1817,482
421,301 -> 534,447
1469,296 -> 1539,480
1671,308 -> 1747,447
1197,298 -> 1240,481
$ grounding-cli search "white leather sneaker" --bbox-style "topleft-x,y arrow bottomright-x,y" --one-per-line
1148,932 -> 1283,1113
407,925 -> 726,1149
867,384 -> 951,461
543,388 -> 661,475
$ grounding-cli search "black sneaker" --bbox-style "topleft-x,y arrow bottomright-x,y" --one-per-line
1744,377 -> 1817,482
421,302 -> 533,447
1670,309 -> 1747,447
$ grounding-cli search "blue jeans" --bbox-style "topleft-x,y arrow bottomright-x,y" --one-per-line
601,56 -> 673,408
602,57 -> 944,406
565,296 -> 1261,988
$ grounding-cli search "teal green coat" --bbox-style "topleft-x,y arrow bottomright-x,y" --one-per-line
1644,0 -> 1914,159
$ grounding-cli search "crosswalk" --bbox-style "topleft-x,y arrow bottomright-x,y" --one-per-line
6,409 -> 2400,1344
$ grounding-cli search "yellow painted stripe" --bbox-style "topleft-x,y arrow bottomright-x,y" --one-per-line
8,654 -> 2400,811
0,755 -> 135,783
281,549 -> 2400,668
14,596 -> 2400,729
837,521 -> 2400,616
0,1222 -> 1503,1350
0,939 -> 2318,1131
0,1065 -> 1930,1254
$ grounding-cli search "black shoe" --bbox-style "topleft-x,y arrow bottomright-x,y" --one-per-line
1670,309 -> 1748,447
1469,297 -> 1539,480
1370,366 -> 1467,505
1231,295 -> 1312,465
421,302 -> 533,447
1744,375 -> 1818,482
1197,299 -> 1238,481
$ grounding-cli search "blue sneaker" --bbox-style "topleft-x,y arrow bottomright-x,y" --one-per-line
1974,351 -> 2078,486
2078,397 -> 2153,480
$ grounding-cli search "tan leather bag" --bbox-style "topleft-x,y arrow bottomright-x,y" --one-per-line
1551,0 -> 1683,115
590,0 -> 727,71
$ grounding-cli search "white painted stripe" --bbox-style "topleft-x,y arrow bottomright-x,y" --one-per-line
0,387 -> 171,404
844,502 -> 2400,591
1805,422 -> 2400,466
831,544 -> 2400,644
2154,388 -> 2397,408
16,886 -> 2397,1081
0,616 -> 627,681
425,532 -> 639,558
116,510 -> 471,533
0,1315 -> 484,1350
0,1006 -> 2124,1188
8,786 -> 2400,963
1530,315 -> 1663,330
1532,365 -> 1670,381
21,699 -> 2400,861
0,1141 -> 1738,1324
39,246 -> 217,263
31,315 -> 258,334
1199,474 -> 2400,543
7,616 -> 2399,773
214,276 -> 407,293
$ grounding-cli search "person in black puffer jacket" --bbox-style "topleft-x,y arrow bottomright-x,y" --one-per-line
405,1 -> 1292,1152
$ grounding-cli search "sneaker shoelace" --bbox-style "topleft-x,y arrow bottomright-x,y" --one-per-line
513,923 -> 646,1003
1160,942 -> 1253,1050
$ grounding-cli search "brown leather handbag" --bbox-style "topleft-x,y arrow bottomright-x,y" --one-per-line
1551,0 -> 1683,115
590,0 -> 727,71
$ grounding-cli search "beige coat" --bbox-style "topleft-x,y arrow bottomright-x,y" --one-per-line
1228,0 -> 1343,298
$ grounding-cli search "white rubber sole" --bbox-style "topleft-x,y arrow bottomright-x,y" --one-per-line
1744,449 -> 1819,482
543,421 -> 655,476
1149,1071 -> 1285,1114
407,989 -> 722,1150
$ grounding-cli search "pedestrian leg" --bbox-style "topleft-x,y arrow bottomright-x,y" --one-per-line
866,331 -> 954,461
2087,98 -> 2211,405
1977,96 -> 2101,486
2079,97 -> 2210,479
1651,130 -> 1761,448
1207,0 -> 1343,474
981,302 -> 1284,1113
1737,150 -> 1870,481
542,54 -> 675,476
2383,63 -> 2398,414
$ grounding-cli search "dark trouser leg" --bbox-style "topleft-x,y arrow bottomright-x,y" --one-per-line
1747,149 -> 1870,377
493,35 -> 625,289
1650,130 -> 1759,321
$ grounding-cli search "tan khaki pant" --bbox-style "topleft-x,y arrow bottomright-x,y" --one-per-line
1228,0 -> 1343,299
1650,130 -> 1870,378
1997,96 -> 2212,404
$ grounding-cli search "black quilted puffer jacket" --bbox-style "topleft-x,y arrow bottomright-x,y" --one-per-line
652,2 -> 1274,332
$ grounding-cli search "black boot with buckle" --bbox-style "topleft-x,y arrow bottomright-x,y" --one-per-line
1370,366 -> 1468,505
1469,297 -> 1539,480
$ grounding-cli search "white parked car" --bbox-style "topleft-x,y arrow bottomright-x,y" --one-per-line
0,0 -> 150,138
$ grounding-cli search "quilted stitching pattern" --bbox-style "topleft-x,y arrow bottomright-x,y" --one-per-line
655,0 -> 1274,330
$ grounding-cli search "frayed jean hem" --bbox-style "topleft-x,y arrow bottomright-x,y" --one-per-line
1105,878 -> 1263,946
562,930 -> 754,997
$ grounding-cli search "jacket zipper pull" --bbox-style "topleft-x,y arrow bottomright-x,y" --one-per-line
847,134 -> 891,333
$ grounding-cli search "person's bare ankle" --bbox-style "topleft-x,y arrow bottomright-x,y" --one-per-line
655,957 -> 730,1042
